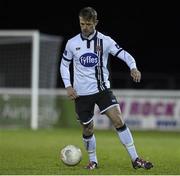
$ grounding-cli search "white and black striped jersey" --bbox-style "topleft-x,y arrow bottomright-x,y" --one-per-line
60,30 -> 137,96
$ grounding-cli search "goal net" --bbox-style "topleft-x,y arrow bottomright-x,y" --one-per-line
0,30 -> 63,129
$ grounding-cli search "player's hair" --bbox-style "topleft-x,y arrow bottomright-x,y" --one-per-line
79,7 -> 97,22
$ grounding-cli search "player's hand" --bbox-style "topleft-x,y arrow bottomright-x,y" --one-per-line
66,86 -> 78,100
130,68 -> 141,83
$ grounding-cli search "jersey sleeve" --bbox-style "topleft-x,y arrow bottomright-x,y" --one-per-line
60,40 -> 73,88
108,37 -> 137,70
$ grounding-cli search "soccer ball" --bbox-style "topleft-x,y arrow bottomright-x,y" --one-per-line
60,145 -> 82,166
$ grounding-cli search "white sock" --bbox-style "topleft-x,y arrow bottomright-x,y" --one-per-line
83,134 -> 98,164
117,125 -> 138,161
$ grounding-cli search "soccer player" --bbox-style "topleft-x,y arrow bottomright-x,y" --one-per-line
60,6 -> 153,170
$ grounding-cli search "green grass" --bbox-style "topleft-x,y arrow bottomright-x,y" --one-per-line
0,128 -> 180,175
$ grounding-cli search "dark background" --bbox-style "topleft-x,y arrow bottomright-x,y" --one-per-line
1,0 -> 180,89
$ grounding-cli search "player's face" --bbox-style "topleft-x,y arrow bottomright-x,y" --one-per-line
79,17 -> 98,37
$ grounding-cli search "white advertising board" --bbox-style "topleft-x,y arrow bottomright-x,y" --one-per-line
94,90 -> 180,130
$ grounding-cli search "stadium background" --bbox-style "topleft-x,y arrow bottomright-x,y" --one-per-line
1,0 -> 180,89
0,1 -> 180,175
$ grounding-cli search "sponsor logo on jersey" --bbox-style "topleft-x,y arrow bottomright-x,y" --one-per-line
79,53 -> 99,67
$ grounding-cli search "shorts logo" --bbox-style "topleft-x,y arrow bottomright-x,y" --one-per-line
79,53 -> 99,67
112,99 -> 116,103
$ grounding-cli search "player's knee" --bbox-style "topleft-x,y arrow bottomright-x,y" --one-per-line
112,114 -> 124,128
113,121 -> 124,129
82,121 -> 94,136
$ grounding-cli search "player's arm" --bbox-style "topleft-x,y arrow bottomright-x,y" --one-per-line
108,37 -> 141,82
130,68 -> 141,83
60,56 -> 71,88
117,50 -> 141,82
60,41 -> 78,100
60,57 -> 78,100
66,86 -> 78,100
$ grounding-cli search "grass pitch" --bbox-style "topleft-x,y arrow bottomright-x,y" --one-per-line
0,128 -> 180,175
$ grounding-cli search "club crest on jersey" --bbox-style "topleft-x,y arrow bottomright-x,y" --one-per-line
79,53 -> 99,67
96,45 -> 102,52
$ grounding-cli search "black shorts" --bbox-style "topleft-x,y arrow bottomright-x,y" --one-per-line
75,89 -> 119,124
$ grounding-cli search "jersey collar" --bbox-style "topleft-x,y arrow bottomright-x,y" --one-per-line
80,31 -> 97,41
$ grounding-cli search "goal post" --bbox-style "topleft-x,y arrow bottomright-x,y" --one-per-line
31,31 -> 40,130
0,30 -> 63,129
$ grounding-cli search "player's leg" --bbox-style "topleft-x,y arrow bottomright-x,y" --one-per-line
97,89 -> 153,169
75,95 -> 98,169
105,106 -> 139,161
105,106 -> 153,169
81,121 -> 98,169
